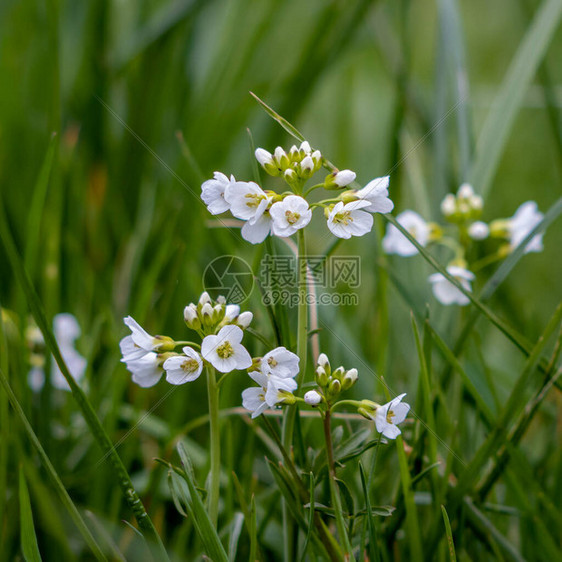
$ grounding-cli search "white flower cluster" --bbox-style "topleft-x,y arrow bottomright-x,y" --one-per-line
382,183 -> 545,306
201,141 -> 393,244
119,292 -> 254,387
27,313 -> 87,392
242,347 -> 300,418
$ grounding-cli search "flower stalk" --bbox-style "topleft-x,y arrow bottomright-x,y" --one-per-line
322,410 -> 356,561
206,365 -> 221,527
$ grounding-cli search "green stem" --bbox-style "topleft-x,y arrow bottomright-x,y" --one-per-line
322,411 -> 356,561
206,366 -> 221,527
281,227 -> 309,561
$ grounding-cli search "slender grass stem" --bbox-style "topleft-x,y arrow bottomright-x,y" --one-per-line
206,365 -> 221,527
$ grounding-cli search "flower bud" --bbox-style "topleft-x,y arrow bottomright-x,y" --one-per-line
236,311 -> 253,328
284,168 -> 299,188
304,390 -> 323,405
212,304 -> 225,323
440,194 -> 456,218
184,304 -> 201,330
224,304 -> 240,322
277,390 -> 297,405
289,145 -> 300,161
457,183 -> 475,200
216,295 -> 226,305
311,150 -> 323,171
299,156 -> 315,179
299,141 -> 312,155
154,335 -> 176,352
274,147 -> 290,170
316,366 -> 328,387
199,291 -> 211,307
332,366 -> 345,381
468,221 -> 489,240
201,303 -> 214,326
317,353 -> 330,369
342,368 -> 358,390
328,378 -> 341,396
255,148 -> 273,167
333,170 -> 356,187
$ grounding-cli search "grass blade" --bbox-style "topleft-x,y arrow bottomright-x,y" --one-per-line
175,442 -> 229,562
19,468 -> 42,562
0,369 -> 105,561
440,505 -> 456,562
469,0 -> 562,197
0,202 -> 169,561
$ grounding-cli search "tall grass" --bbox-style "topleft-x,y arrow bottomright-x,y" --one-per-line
1,0 -> 561,560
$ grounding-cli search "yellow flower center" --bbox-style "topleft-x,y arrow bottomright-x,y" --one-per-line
245,193 -> 264,208
268,357 -> 278,367
285,210 -> 300,224
333,211 -> 353,225
217,341 -> 234,359
386,409 -> 395,424
181,358 -> 199,373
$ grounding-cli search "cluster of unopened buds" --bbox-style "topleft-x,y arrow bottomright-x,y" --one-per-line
383,183 -> 545,305
119,292 -> 410,439
302,354 -> 410,439
201,141 -> 394,243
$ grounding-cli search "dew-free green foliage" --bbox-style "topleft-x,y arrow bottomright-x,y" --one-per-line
1,0 -> 562,560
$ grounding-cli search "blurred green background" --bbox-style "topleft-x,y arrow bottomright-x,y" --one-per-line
1,0 -> 561,560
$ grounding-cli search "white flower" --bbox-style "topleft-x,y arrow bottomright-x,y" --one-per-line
29,314 -> 88,392
201,325 -> 252,373
428,266 -> 475,306
124,352 -> 163,388
327,200 -> 373,239
355,176 -> 394,214
121,316 -> 161,361
201,172 -> 233,215
373,394 -> 410,439
333,170 -> 356,187
304,390 -> 322,405
260,347 -> 299,379
382,210 -> 429,256
468,221 -> 489,240
241,211 -> 273,244
163,347 -> 203,385
508,201 -> 544,253
241,371 -> 297,418
225,181 -> 270,221
269,195 -> 312,237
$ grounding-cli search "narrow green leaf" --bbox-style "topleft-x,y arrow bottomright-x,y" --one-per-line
249,495 -> 258,562
0,369 -> 106,561
24,133 -> 58,277
359,462 -> 379,562
0,203 -> 169,561
228,512 -> 244,562
19,468 -> 42,562
441,505 -> 456,562
175,443 -> 229,562
469,0 -> 562,197
250,92 -> 305,143
395,434 -> 423,562
299,473 -> 315,562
